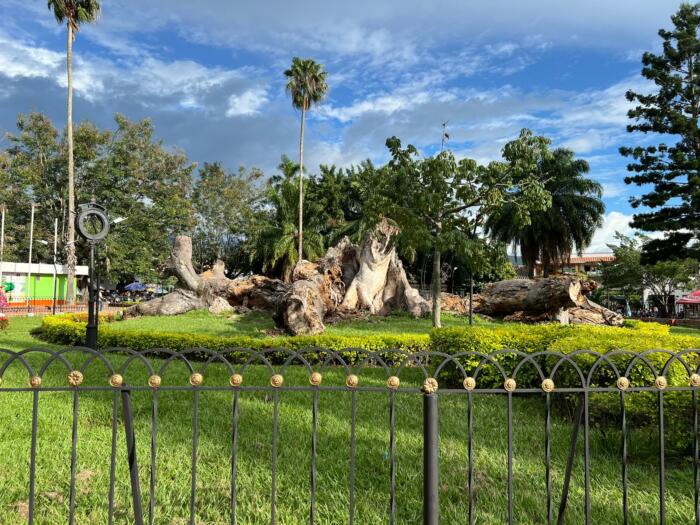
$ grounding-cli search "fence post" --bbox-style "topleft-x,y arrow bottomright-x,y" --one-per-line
423,388 -> 439,525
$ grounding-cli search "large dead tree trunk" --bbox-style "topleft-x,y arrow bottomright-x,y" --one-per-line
125,220 -> 430,335
125,227 -> 621,333
475,277 -> 623,326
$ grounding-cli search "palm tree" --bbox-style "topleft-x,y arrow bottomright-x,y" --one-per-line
248,159 -> 325,281
486,148 -> 605,277
47,0 -> 101,304
284,57 -> 328,263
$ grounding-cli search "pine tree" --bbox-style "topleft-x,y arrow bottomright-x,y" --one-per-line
620,3 -> 700,262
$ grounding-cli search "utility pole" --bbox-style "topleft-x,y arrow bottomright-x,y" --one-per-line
26,202 -> 35,310
52,218 -> 58,315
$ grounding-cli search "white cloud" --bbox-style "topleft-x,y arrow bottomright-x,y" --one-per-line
226,88 -> 269,117
587,212 -> 634,253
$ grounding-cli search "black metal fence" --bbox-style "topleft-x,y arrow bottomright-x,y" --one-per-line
0,346 -> 699,524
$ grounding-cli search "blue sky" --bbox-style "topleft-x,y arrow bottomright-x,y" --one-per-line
0,0 -> 686,252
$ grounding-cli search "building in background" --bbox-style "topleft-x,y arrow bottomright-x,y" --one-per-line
0,262 -> 88,306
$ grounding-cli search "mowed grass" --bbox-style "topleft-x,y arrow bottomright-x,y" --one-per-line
108,309 -> 489,338
0,314 -> 697,523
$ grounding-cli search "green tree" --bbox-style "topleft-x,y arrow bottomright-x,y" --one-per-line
603,234 -> 698,315
486,148 -> 605,277
192,162 -> 262,273
284,58 -> 328,263
2,113 -> 196,286
378,129 -> 552,327
247,158 -> 325,281
47,0 -> 101,303
621,3 -> 700,262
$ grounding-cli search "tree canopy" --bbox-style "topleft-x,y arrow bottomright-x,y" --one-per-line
621,2 -> 700,262
486,148 -> 604,277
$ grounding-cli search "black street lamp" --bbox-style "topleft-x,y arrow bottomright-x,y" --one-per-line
76,203 -> 110,349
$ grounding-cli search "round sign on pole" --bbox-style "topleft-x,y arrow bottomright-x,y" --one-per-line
76,203 -> 110,244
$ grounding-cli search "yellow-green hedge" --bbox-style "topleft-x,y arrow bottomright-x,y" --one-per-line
33,313 -> 430,358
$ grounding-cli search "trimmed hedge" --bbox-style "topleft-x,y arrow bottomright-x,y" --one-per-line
33,313 -> 430,357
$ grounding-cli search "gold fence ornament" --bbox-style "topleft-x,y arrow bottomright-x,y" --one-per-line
148,375 -> 162,388
230,373 -> 243,388
109,374 -> 124,388
617,377 -> 630,391
68,370 -> 84,387
189,373 -> 204,387
387,376 -> 400,390
309,372 -> 323,387
691,373 -> 700,388
541,378 -> 555,393
270,374 -> 284,388
29,375 -> 42,389
504,378 -> 517,392
422,377 -> 438,394
345,374 -> 359,389
463,377 -> 476,391
655,376 -> 667,390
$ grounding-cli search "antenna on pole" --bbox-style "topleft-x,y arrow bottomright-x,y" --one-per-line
440,121 -> 450,152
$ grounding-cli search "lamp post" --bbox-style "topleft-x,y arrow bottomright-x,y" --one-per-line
76,203 -> 110,349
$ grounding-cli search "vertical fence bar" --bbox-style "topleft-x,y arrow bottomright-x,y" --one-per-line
545,392 -> 552,525
583,391 -> 591,525
621,390 -> 628,525
149,390 -> 158,525
190,389 -> 200,525
27,389 -> 39,525
231,389 -> 239,525
507,391 -> 514,525
68,390 -> 80,525
271,390 -> 280,525
108,392 -> 119,525
389,390 -> 397,525
467,392 -> 474,525
423,392 -> 439,525
658,390 -> 666,525
310,387 -> 319,525
348,388 -> 357,525
121,387 -> 144,525
694,389 -> 699,525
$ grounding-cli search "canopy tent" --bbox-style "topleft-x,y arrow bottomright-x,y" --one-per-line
124,282 -> 147,292
677,289 -> 700,305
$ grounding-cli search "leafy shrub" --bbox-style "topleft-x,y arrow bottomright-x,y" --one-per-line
33,313 -> 430,364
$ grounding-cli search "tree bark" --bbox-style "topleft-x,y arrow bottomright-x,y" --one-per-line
65,22 -> 76,305
432,245 -> 441,328
124,227 -> 622,332
477,277 -> 583,316
475,277 -> 623,326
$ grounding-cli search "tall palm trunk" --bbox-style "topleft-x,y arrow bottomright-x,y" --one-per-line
297,103 -> 306,263
65,22 -> 77,305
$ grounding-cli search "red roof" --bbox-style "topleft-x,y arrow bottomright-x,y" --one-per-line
567,254 -> 615,264
678,290 -> 700,305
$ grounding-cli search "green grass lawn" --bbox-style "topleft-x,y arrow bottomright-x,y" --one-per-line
107,309 -> 489,339
0,314 -> 697,523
